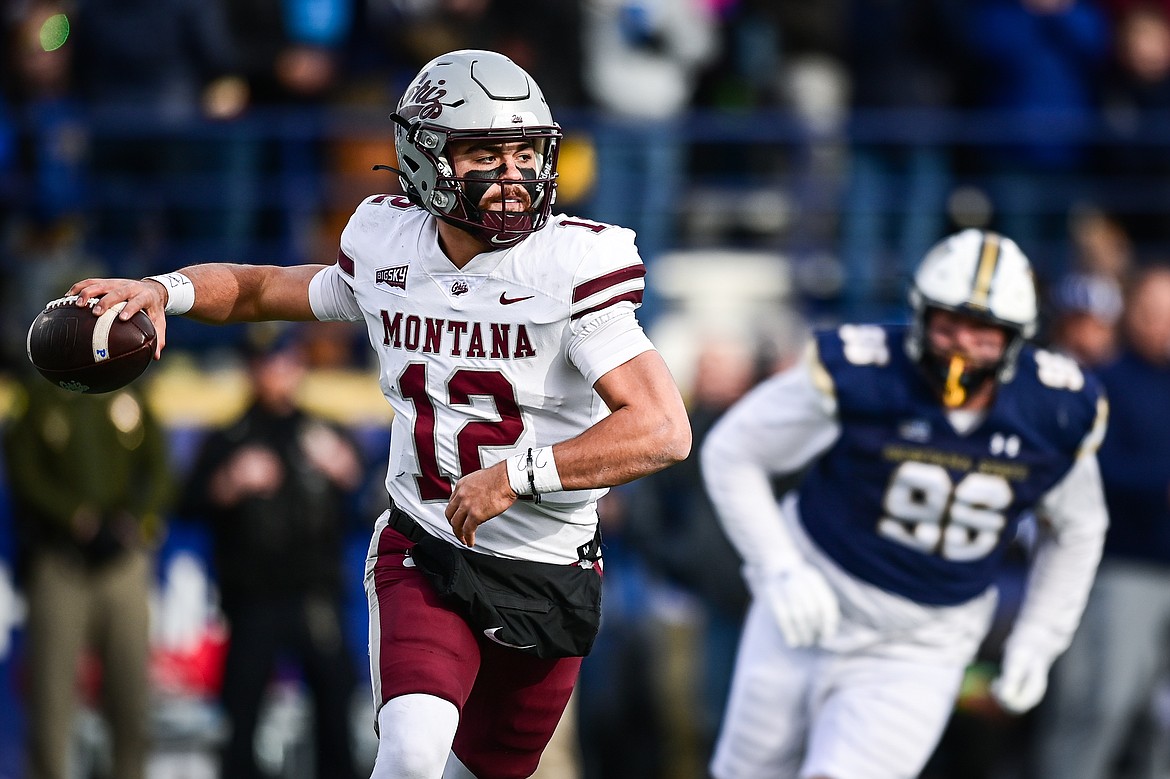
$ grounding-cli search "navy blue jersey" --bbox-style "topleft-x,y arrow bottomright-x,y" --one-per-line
798,324 -> 1105,605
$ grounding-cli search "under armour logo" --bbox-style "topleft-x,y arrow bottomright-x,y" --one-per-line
898,419 -> 931,443
990,433 -> 1021,458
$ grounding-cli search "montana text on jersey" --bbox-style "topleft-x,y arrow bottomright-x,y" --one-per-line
310,193 -> 650,563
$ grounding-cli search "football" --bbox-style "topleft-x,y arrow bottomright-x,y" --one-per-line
26,296 -> 157,393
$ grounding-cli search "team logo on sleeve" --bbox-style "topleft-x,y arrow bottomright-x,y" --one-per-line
376,265 -> 409,290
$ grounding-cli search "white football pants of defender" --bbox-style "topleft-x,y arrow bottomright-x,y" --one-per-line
711,597 -> 966,779
372,693 -> 477,779
711,499 -> 994,779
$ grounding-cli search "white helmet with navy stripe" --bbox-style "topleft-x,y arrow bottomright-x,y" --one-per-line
906,229 -> 1038,385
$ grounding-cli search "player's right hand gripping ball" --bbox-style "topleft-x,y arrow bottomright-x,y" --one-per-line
26,296 -> 157,393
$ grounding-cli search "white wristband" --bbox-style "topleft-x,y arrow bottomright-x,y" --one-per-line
505,446 -> 562,501
507,452 -> 532,497
145,272 -> 195,315
530,446 -> 562,494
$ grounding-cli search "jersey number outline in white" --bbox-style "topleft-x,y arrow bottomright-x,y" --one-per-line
878,461 -> 1013,561
1034,348 -> 1085,391
839,324 -> 890,366
398,362 -> 523,500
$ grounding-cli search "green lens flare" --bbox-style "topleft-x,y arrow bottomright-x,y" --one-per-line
39,14 -> 70,52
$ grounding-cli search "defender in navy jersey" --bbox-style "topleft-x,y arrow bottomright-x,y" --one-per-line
702,229 -> 1108,779
66,50 -> 691,779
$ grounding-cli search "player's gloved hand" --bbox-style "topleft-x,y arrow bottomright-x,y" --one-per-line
990,646 -> 1053,715
745,563 -> 840,648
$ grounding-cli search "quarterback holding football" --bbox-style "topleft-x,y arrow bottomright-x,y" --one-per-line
66,49 -> 691,779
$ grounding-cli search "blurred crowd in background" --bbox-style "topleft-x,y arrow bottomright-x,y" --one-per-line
2,0 -> 1170,778
5,0 -> 1170,346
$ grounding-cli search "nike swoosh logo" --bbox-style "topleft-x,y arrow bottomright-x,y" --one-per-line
499,292 -> 534,305
483,627 -> 536,650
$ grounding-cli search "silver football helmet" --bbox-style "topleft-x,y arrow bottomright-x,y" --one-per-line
906,229 -> 1039,400
390,49 -> 561,246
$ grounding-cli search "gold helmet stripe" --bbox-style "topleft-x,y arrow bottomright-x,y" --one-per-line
971,232 -> 1001,308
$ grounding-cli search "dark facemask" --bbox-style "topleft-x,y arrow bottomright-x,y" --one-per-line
919,352 -> 1002,407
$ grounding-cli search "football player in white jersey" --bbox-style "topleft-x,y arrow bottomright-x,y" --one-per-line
67,50 -> 691,779
701,229 -> 1109,779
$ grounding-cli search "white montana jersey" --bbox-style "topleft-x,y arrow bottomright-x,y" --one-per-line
308,195 -> 654,563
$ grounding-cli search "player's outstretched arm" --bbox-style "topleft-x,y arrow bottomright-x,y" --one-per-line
991,446 -> 1109,715
446,350 -> 691,547
700,354 -> 845,647
69,263 -> 328,358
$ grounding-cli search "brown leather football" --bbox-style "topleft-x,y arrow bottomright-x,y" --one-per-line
26,296 -> 156,393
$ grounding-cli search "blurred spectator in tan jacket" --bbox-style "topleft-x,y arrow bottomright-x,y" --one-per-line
4,379 -> 173,779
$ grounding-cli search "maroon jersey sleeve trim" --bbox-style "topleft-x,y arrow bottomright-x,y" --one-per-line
569,290 -> 644,321
571,265 -> 645,304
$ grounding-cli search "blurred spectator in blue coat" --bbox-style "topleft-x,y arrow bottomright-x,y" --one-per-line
838,0 -> 967,321
581,0 -> 719,324
71,0 -> 246,276
4,1 -> 86,225
2,1 -> 86,220
227,0 -> 351,106
0,1 -> 97,372
1096,2 -> 1170,262
1045,270 -> 1124,368
216,0 -> 353,266
962,0 -> 1110,284
1033,266 -> 1170,779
